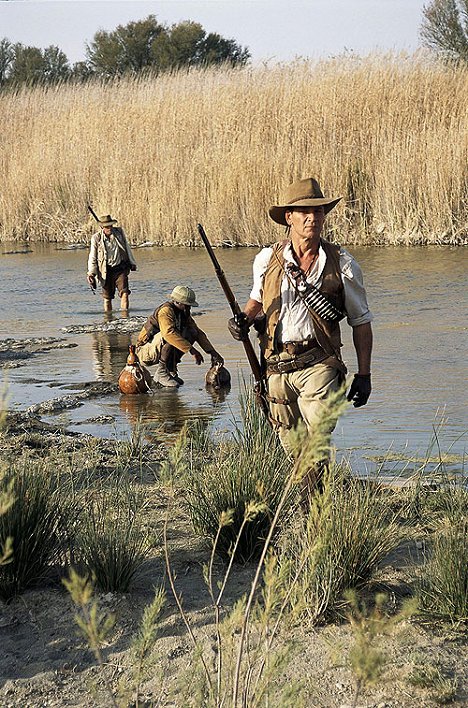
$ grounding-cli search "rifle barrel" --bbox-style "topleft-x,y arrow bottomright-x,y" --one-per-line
87,204 -> 100,223
196,223 -> 266,394
197,224 -> 240,315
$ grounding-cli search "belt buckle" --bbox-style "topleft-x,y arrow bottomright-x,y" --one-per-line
276,360 -> 291,374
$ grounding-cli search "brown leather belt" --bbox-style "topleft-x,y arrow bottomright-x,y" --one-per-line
267,344 -> 327,375
277,339 -> 319,356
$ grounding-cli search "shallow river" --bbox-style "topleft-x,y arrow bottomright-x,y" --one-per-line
1,243 -> 467,476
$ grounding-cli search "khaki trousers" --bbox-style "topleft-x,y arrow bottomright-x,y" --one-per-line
137,326 -> 198,370
137,333 -> 164,366
267,361 -> 342,455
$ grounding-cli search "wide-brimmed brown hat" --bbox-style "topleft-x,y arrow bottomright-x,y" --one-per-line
269,177 -> 341,226
98,214 -> 118,227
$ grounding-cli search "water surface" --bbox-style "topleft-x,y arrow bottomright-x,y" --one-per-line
1,243 -> 466,475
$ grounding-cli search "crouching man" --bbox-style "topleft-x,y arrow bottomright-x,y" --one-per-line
136,285 -> 224,388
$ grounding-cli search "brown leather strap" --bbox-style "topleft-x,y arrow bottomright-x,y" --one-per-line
277,339 -> 320,356
267,345 -> 328,375
268,416 -> 292,430
266,394 -> 291,405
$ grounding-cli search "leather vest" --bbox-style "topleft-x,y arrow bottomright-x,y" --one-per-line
95,227 -> 128,282
259,239 -> 345,363
144,301 -> 187,340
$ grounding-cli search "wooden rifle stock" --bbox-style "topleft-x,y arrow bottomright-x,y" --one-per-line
197,224 -> 269,417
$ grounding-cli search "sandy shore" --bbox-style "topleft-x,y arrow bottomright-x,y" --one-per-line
0,412 -> 466,707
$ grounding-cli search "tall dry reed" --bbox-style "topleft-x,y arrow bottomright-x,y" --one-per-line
0,53 -> 466,245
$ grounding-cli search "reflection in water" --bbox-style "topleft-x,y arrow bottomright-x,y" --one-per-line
119,384 -> 231,440
205,383 -> 231,405
91,329 -> 133,381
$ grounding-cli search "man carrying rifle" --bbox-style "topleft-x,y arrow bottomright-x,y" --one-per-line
228,177 -> 373,500
136,285 -> 224,388
87,214 -> 137,312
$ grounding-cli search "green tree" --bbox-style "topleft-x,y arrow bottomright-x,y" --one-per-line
5,43 -> 71,87
42,45 -> 71,82
0,39 -> 13,86
86,29 -> 126,78
420,0 -> 468,61
86,14 -> 165,77
70,60 -> 95,82
151,21 -> 209,71
9,43 -> 47,85
87,14 -> 250,77
200,32 -> 251,66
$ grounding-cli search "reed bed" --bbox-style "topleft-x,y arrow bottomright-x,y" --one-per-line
0,53 -> 466,245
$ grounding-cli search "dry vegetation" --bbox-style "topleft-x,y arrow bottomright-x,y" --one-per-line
0,394 -> 467,706
0,52 -> 467,245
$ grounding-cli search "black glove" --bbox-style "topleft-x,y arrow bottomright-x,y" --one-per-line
347,374 -> 371,408
228,313 -> 250,341
210,351 -> 224,366
252,314 -> 266,335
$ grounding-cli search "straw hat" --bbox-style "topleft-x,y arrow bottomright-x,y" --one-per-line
169,285 -> 198,307
269,178 -> 341,226
98,214 -> 118,226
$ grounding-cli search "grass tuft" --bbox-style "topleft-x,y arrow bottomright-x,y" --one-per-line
183,389 -> 291,562
75,483 -> 153,592
281,471 -> 403,623
0,464 -> 71,599
419,518 -> 468,623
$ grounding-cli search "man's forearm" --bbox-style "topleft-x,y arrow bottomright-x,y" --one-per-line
352,322 -> 373,375
243,298 -> 263,321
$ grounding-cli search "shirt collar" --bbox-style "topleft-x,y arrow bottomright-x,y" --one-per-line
283,240 -> 326,279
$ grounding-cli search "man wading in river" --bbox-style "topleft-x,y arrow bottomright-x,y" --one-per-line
136,286 -> 224,388
86,214 -> 137,312
228,177 -> 373,502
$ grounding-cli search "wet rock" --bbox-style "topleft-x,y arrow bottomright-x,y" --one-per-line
0,338 -> 77,369
0,337 -> 63,353
16,377 -> 46,384
55,243 -> 88,250
0,361 -> 23,369
2,680 -> 15,695
0,338 -> 78,367
26,382 -> 117,415
74,415 -> 115,425
62,317 -> 146,335
0,351 -> 30,363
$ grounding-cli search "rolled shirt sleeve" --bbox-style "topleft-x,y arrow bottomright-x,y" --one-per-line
339,248 -> 373,327
249,247 -> 273,303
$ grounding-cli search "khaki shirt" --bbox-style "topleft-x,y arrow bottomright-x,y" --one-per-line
87,227 -> 136,283
137,302 -> 215,354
